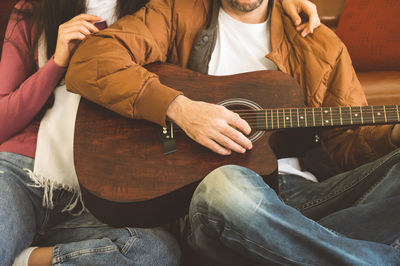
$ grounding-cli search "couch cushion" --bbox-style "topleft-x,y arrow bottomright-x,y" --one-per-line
358,71 -> 400,105
336,0 -> 400,72
312,0 -> 345,30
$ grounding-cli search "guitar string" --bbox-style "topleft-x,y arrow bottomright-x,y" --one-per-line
233,107 -> 400,115
233,107 -> 400,114
232,105 -> 400,113
170,117 -> 399,133
168,107 -> 400,133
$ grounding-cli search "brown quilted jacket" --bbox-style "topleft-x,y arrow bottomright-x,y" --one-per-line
66,0 -> 397,170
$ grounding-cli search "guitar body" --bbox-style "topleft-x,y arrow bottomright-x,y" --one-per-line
74,64 -> 306,227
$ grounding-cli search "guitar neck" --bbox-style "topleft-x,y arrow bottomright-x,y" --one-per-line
246,105 -> 400,130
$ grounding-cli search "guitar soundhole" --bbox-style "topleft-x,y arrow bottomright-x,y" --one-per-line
218,98 -> 265,143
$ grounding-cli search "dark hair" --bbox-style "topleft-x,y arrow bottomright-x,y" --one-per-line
3,0 -> 148,120
6,0 -> 149,60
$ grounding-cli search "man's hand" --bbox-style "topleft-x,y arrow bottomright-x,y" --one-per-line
166,95 -> 253,155
282,0 -> 321,37
391,124 -> 400,146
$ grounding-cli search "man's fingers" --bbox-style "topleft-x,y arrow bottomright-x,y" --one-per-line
213,132 -> 247,154
228,112 -> 252,135
202,138 -> 231,155
222,126 -> 252,152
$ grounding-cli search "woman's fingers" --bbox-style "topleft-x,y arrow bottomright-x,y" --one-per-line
69,13 -> 102,23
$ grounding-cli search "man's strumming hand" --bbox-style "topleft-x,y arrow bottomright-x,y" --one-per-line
166,95 -> 253,155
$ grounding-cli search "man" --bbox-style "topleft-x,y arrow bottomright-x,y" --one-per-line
66,0 -> 400,265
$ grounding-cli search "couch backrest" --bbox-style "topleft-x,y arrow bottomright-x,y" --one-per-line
312,0 -> 345,30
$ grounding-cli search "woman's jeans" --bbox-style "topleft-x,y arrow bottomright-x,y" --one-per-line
188,148 -> 400,265
0,152 -> 180,266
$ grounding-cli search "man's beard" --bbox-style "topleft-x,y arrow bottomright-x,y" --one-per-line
228,0 -> 264,12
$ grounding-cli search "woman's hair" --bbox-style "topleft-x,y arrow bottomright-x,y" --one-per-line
6,0 -> 149,61
3,0 -> 149,120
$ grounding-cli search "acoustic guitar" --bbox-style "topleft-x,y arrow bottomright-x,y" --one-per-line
74,64 -> 400,227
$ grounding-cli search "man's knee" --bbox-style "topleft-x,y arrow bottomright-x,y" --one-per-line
190,165 -> 273,220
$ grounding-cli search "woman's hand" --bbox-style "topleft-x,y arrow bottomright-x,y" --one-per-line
282,0 -> 321,37
54,14 -> 102,67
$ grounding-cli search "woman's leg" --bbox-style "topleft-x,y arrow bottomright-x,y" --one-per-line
0,153 -> 46,266
34,212 -> 181,266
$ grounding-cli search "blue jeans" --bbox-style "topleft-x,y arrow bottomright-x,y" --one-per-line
0,152 -> 180,266
188,148 -> 400,265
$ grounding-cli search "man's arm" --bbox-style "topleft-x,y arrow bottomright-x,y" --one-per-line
66,0 -> 179,127
321,44 -> 398,170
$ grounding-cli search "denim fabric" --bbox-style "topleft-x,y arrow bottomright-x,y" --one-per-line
0,152 -> 180,266
188,148 -> 400,265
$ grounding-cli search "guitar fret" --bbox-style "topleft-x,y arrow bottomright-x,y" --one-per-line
312,108 -> 315,126
265,110 -> 269,130
290,109 -> 293,128
397,105 -> 400,121
283,109 -> 286,128
339,107 -> 343,125
320,108 -> 324,126
360,106 -> 364,124
329,107 -> 333,126
296,109 -> 300,127
276,109 -> 279,128
304,108 -> 308,127
350,107 -> 353,125
271,109 -> 274,129
384,106 -> 388,123
372,106 -> 375,123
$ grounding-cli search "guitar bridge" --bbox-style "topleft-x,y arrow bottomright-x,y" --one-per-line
158,122 -> 177,154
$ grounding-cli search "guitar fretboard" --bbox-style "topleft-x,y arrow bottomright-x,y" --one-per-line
252,105 -> 400,130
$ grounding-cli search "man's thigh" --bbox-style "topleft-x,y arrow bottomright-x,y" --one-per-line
279,147 -> 400,221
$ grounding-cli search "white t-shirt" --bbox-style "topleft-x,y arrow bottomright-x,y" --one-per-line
208,8 -> 317,182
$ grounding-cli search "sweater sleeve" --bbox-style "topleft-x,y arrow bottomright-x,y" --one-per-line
0,6 -> 66,143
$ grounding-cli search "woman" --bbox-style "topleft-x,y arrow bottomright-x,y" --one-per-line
0,0 -> 320,265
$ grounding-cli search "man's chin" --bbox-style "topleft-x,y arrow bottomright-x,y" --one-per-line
230,0 -> 264,12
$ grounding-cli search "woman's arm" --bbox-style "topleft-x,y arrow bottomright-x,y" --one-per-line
282,0 -> 320,37
0,8 -> 66,143
0,6 -> 100,143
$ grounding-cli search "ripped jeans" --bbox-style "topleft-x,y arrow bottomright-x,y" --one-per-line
0,152 -> 180,266
188,148 -> 400,265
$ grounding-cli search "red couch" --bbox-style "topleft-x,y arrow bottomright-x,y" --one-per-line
313,0 -> 400,106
